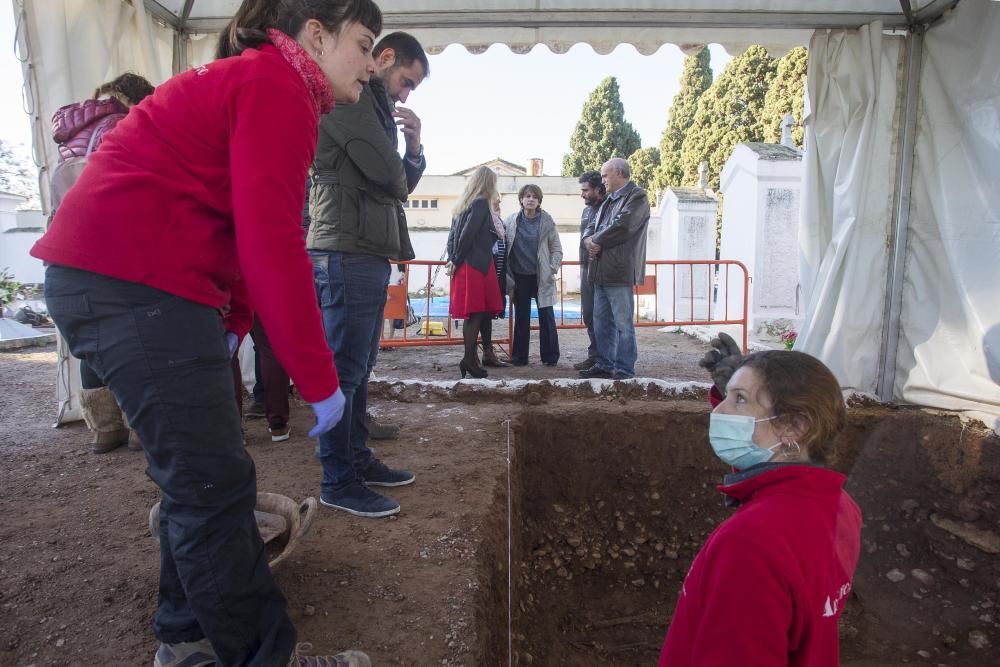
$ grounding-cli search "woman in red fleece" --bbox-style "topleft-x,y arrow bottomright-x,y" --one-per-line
659,350 -> 862,667
31,1 -> 381,666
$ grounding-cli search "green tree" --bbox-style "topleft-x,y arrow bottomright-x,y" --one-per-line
627,147 -> 661,198
762,47 -> 808,146
0,139 -> 40,209
655,47 -> 712,190
562,77 -> 641,176
679,45 -> 777,190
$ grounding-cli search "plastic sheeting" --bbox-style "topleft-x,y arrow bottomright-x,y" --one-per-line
896,0 -> 1000,425
795,23 -> 901,394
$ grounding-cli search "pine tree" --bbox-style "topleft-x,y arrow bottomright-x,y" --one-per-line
762,47 -> 808,146
627,147 -> 660,199
561,77 -> 641,177
655,47 -> 712,190
679,45 -> 776,190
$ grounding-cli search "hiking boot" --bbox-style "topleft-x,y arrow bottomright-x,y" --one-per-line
612,371 -> 635,380
288,642 -> 371,667
363,459 -> 415,487
365,411 -> 399,440
269,423 -> 291,442
572,357 -> 596,371
320,481 -> 399,518
153,638 -> 217,667
246,401 -> 266,418
79,387 -> 129,454
579,366 -> 613,379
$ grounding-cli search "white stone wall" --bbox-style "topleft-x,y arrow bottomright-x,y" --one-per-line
716,144 -> 803,334
0,204 -> 45,284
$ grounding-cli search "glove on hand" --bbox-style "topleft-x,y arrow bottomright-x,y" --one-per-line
225,331 -> 239,358
698,332 -> 742,397
309,388 -> 346,438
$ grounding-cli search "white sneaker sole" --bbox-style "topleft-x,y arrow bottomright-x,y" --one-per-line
270,431 -> 290,442
319,496 -> 400,518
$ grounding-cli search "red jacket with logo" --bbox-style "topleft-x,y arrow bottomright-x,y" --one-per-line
658,464 -> 862,667
31,45 -> 338,402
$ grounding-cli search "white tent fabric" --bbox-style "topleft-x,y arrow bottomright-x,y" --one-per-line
795,23 -> 901,394
14,0 -> 173,423
896,0 -> 1000,422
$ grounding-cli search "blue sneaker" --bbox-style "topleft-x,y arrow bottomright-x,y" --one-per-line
363,459 -> 415,487
321,481 -> 400,518
154,638 -> 216,667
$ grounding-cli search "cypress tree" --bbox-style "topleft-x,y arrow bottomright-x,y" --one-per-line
561,77 -> 641,176
627,147 -> 661,199
762,47 -> 808,146
679,45 -> 776,190
655,47 -> 712,190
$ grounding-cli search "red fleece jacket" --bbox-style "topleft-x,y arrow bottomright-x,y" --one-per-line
659,465 -> 861,667
31,45 -> 338,402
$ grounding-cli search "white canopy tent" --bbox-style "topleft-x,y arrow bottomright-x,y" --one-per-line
12,0 -> 1000,429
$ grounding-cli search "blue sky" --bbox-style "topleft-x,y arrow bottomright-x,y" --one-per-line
0,3 -> 731,176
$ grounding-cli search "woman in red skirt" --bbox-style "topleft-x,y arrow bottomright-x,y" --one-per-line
447,166 -> 504,378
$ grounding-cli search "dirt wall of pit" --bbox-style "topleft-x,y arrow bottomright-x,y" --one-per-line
475,401 -> 1000,666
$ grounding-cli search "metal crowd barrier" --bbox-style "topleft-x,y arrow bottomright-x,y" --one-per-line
379,259 -> 749,353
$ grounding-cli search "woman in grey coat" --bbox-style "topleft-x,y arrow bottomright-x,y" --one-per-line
504,184 -> 563,366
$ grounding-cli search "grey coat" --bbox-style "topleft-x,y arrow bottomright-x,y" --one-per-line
504,209 -> 563,308
582,182 -> 650,286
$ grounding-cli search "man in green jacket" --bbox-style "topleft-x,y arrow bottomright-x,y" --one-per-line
308,33 -> 428,518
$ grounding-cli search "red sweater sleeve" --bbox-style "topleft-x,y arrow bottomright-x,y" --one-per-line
227,76 -> 337,402
223,277 -> 253,340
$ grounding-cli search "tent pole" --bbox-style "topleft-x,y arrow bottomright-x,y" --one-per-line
876,29 -> 923,401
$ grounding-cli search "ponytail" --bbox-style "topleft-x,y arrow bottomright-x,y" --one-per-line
215,0 -> 276,60
215,0 -> 383,61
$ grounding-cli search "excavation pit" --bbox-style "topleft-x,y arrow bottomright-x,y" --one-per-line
475,401 -> 1000,666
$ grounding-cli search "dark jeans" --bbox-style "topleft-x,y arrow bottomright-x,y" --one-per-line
250,316 -> 290,428
44,265 -> 295,665
310,251 -> 389,494
511,272 -> 559,365
580,264 -> 596,360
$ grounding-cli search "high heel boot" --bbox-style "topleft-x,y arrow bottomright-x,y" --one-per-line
459,359 -> 488,379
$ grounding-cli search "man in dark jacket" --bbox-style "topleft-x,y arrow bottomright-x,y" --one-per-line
308,33 -> 429,518
574,171 -> 606,371
580,158 -> 651,380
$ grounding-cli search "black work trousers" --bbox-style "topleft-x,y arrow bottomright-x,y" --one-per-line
511,272 -> 559,365
44,265 -> 295,666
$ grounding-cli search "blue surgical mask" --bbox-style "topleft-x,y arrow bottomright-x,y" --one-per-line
709,412 -> 781,470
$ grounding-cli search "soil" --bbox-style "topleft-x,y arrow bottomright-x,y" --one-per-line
1,329 -> 998,666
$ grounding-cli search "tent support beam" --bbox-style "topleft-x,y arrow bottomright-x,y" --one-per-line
876,30 -> 923,402
178,10 -> 916,34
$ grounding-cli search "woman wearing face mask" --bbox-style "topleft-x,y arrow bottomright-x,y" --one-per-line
658,350 -> 862,667
504,184 -> 562,366
31,1 -> 381,665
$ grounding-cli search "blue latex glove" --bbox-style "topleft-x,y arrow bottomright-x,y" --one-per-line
225,331 -> 239,358
309,388 -> 345,437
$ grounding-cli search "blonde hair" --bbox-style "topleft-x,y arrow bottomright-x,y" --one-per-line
453,166 -> 499,217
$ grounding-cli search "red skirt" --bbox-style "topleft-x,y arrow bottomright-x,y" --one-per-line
450,260 -> 503,319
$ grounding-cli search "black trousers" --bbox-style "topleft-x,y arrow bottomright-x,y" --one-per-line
511,272 -> 559,364
580,264 -> 597,360
45,265 -> 295,665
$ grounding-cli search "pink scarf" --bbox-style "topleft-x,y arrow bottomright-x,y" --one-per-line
266,29 -> 334,115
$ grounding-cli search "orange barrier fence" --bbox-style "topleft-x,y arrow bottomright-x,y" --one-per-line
379,259 -> 749,353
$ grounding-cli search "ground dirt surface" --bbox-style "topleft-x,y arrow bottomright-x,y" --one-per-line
1,328 -> 998,666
